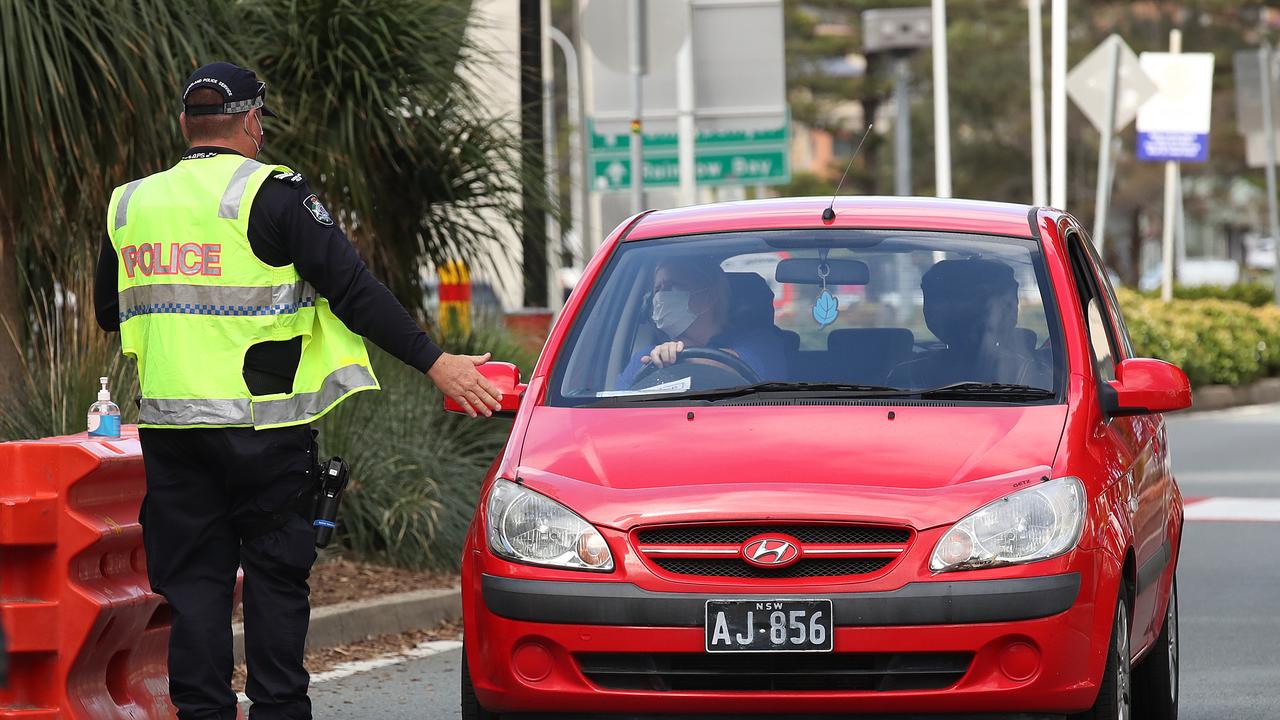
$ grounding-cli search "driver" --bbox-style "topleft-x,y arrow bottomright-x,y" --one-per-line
887,259 -> 1051,389
617,257 -> 786,387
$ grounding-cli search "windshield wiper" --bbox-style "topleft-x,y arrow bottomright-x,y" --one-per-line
606,381 -> 906,404
915,381 -> 1056,401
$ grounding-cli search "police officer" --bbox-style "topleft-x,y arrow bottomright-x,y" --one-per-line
93,62 -> 504,720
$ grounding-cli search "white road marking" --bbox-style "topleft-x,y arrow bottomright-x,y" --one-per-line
1184,497 -> 1280,523
1176,403 -> 1280,421
1177,470 -> 1280,486
236,639 -> 463,705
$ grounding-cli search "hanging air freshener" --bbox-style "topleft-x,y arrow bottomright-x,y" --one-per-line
812,261 -> 839,328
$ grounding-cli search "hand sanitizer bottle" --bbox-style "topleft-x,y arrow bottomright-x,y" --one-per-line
88,376 -> 121,438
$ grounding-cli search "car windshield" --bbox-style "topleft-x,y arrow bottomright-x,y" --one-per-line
549,229 -> 1064,406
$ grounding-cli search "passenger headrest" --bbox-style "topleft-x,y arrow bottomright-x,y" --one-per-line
921,259 -> 1018,299
921,260 -> 1019,345
725,272 -> 776,328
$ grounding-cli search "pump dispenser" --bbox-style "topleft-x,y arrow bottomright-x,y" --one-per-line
88,376 -> 121,438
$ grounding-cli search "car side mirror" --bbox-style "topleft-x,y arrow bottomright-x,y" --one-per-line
442,362 -> 526,417
1102,358 -> 1191,417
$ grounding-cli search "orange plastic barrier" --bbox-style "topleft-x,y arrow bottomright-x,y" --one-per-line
0,428 -> 250,719
0,428 -> 169,719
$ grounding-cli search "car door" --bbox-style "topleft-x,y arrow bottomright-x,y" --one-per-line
1062,225 -> 1163,646
1075,233 -> 1171,648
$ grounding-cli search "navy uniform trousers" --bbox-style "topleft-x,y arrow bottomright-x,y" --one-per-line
138,424 -> 317,720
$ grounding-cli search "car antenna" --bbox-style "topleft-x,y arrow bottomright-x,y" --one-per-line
823,123 -> 873,222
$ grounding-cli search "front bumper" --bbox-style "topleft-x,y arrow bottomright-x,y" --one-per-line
464,549 -> 1118,717
483,573 -> 1081,627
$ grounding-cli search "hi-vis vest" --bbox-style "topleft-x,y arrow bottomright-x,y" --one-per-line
107,153 -> 379,429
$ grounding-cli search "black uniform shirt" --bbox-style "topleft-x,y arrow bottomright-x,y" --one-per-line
94,146 -> 443,395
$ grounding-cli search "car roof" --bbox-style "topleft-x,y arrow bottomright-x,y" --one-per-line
624,196 -> 1045,242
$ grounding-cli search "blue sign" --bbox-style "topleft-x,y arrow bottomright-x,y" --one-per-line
1137,131 -> 1209,163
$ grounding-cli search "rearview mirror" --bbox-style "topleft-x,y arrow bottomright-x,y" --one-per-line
1102,358 -> 1191,417
443,362 -> 526,417
775,258 -> 870,286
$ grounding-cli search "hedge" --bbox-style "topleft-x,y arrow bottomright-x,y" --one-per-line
1117,288 -> 1280,387
1136,282 -> 1275,308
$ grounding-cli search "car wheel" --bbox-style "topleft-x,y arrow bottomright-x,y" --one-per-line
1074,588 -> 1132,720
461,646 -> 501,720
1133,575 -> 1179,720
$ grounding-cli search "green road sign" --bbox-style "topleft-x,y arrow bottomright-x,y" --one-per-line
588,118 -> 790,190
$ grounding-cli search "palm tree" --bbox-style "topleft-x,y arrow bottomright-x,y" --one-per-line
0,0 -> 226,392
0,0 -> 550,434
238,0 -> 550,309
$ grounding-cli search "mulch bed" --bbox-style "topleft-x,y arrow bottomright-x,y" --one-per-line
232,557 -> 458,623
308,558 -> 458,608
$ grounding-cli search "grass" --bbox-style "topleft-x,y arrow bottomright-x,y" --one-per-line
0,277 -> 139,442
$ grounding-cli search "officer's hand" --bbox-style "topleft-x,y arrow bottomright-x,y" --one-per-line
428,352 -> 504,418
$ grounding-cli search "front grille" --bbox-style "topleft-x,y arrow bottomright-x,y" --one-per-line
577,652 -> 972,692
653,557 -> 893,578
638,524 -> 909,546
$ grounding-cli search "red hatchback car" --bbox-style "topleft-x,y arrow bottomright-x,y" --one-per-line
453,197 -> 1190,720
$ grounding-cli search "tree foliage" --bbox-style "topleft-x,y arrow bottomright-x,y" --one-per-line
783,1 -> 1273,283
0,0 -> 542,407
239,0 -> 545,305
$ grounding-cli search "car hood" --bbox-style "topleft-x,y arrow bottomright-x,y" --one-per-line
513,403 -> 1068,531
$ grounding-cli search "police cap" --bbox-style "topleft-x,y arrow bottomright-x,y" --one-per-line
182,61 -> 278,118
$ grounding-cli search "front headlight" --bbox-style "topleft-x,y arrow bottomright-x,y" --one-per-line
485,479 -> 614,571
930,476 -> 1085,572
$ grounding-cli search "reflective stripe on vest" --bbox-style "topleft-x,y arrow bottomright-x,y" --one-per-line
114,179 -> 145,231
118,282 -> 316,322
139,397 -> 253,426
252,364 -> 377,427
219,159 -> 263,219
137,363 -> 376,428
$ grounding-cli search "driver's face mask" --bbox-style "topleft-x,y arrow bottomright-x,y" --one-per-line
651,289 -> 702,338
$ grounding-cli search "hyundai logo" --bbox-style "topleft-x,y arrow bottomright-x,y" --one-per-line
740,533 -> 802,568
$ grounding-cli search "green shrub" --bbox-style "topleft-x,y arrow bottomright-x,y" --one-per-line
1118,288 -> 1280,387
1138,282 -> 1275,308
318,323 -> 538,571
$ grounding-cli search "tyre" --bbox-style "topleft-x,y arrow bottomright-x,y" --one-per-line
461,646 -> 501,720
1074,587 -> 1132,720
1133,575 -> 1179,720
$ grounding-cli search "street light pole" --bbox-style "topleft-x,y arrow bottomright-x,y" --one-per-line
894,55 -> 912,196
628,0 -> 645,213
1050,0 -> 1067,208
541,0 -> 561,312
1092,37 -> 1120,253
548,27 -> 589,269
676,0 -> 697,207
1261,42 -> 1280,305
1028,0 -> 1047,206
1159,29 -> 1182,302
931,0 -> 951,198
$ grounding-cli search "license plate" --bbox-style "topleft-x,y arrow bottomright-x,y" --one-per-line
704,599 -> 833,653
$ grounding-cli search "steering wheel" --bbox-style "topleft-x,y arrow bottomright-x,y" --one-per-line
631,346 -> 762,387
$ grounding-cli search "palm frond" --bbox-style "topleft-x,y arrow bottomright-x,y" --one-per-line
238,0 -> 555,309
